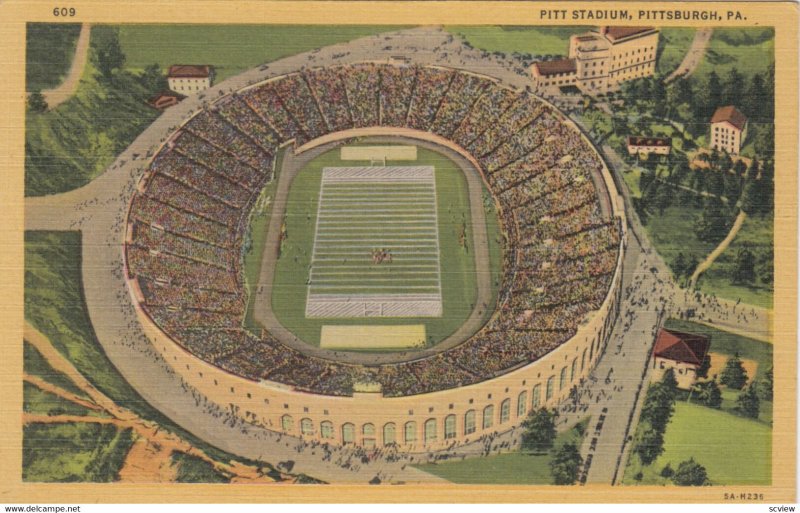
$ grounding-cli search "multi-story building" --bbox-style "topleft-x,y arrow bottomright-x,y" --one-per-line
710,105 -> 748,155
531,26 -> 659,95
167,65 -> 214,95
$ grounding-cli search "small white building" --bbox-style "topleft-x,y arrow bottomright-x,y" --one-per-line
651,328 -> 711,390
167,65 -> 214,95
710,105 -> 748,155
626,136 -> 671,157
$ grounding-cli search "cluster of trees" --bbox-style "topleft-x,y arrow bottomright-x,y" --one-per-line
520,408 -> 584,485
633,369 -> 679,466
659,458 -> 709,486
708,354 -> 773,419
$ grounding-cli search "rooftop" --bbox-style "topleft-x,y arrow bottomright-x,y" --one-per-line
711,105 -> 748,131
168,65 -> 213,79
601,26 -> 658,42
653,328 -> 711,367
627,136 -> 672,147
533,58 -> 577,76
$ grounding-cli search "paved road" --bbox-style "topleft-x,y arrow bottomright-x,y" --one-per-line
42,23 -> 92,109
665,28 -> 713,83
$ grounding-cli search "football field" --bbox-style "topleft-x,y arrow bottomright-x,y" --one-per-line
305,165 -> 443,318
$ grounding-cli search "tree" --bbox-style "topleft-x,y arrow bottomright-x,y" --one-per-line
549,442 -> 583,485
520,408 -> 558,453
696,355 -> 711,380
640,381 -> 676,433
660,463 -> 675,478
733,247 -> 757,284
661,368 -> 679,398
139,63 -> 168,92
759,366 -> 773,401
694,380 -> 722,408
92,29 -> 126,79
673,253 -> 687,279
736,383 -> 760,419
633,423 -> 665,465
27,90 -> 48,112
720,353 -> 749,390
723,68 -> 746,108
672,458 -> 708,486
694,197 -> 730,243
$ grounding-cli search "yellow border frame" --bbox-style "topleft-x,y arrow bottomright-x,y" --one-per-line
0,0 -> 796,503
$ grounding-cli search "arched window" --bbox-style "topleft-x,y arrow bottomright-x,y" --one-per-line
559,366 -> 567,390
320,421 -> 334,439
424,418 -> 437,444
517,391 -> 528,418
362,423 -> 375,437
483,405 -> 494,430
404,421 -> 417,443
383,423 -> 396,446
571,358 -> 578,382
500,399 -> 511,424
281,414 -> 293,432
546,376 -> 555,400
342,423 -> 355,444
464,410 -> 476,435
300,418 -> 313,436
444,415 -> 456,439
532,385 -> 542,408
581,349 -> 587,372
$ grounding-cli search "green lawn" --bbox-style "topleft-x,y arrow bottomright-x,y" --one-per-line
624,402 -> 771,485
656,28 -> 696,76
26,23 -> 82,91
446,26 -> 588,58
23,422 -> 135,482
270,145 -> 502,348
413,418 -> 589,484
663,319 -> 772,379
24,340 -> 90,400
24,230 -> 305,480
696,214 -> 773,309
693,28 -> 774,82
641,205 -> 715,278
119,24 -> 410,81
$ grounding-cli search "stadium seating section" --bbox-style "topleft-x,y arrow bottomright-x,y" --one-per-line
126,64 -> 621,397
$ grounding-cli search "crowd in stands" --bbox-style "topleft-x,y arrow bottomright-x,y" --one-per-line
126,63 -> 622,398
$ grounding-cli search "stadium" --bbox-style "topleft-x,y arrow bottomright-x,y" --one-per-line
124,63 -> 626,450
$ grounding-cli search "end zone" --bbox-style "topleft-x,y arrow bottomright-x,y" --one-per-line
320,324 -> 427,350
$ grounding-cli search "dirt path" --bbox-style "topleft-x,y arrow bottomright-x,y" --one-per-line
689,209 -> 747,287
23,321 -> 286,483
665,28 -> 713,83
41,23 -> 91,109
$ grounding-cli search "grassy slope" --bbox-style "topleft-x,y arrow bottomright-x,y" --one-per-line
119,24 -> 410,81
24,340 -> 91,400
641,204 -> 715,277
413,418 -> 589,484
270,146 -> 501,348
23,382 -> 107,418
171,452 -> 231,483
656,28 -> 696,76
23,423 -> 135,482
696,214 -> 773,308
445,26 -> 588,57
693,28 -> 774,82
26,23 -> 82,91
23,230 -> 297,479
624,402 -> 771,485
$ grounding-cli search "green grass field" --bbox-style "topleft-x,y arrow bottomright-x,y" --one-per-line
693,28 -> 774,82
624,401 -> 771,485
171,452 -> 231,483
446,26 -> 588,58
413,418 -> 589,484
23,422 -> 135,482
269,145 -> 501,348
26,23 -> 82,91
118,24 -> 410,81
696,214 -> 773,309
23,382 -> 107,418
656,28 -> 697,76
641,204 -> 716,277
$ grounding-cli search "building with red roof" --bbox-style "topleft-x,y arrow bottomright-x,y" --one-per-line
530,26 -> 659,95
710,105 -> 749,155
652,328 -> 711,389
167,65 -> 214,95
